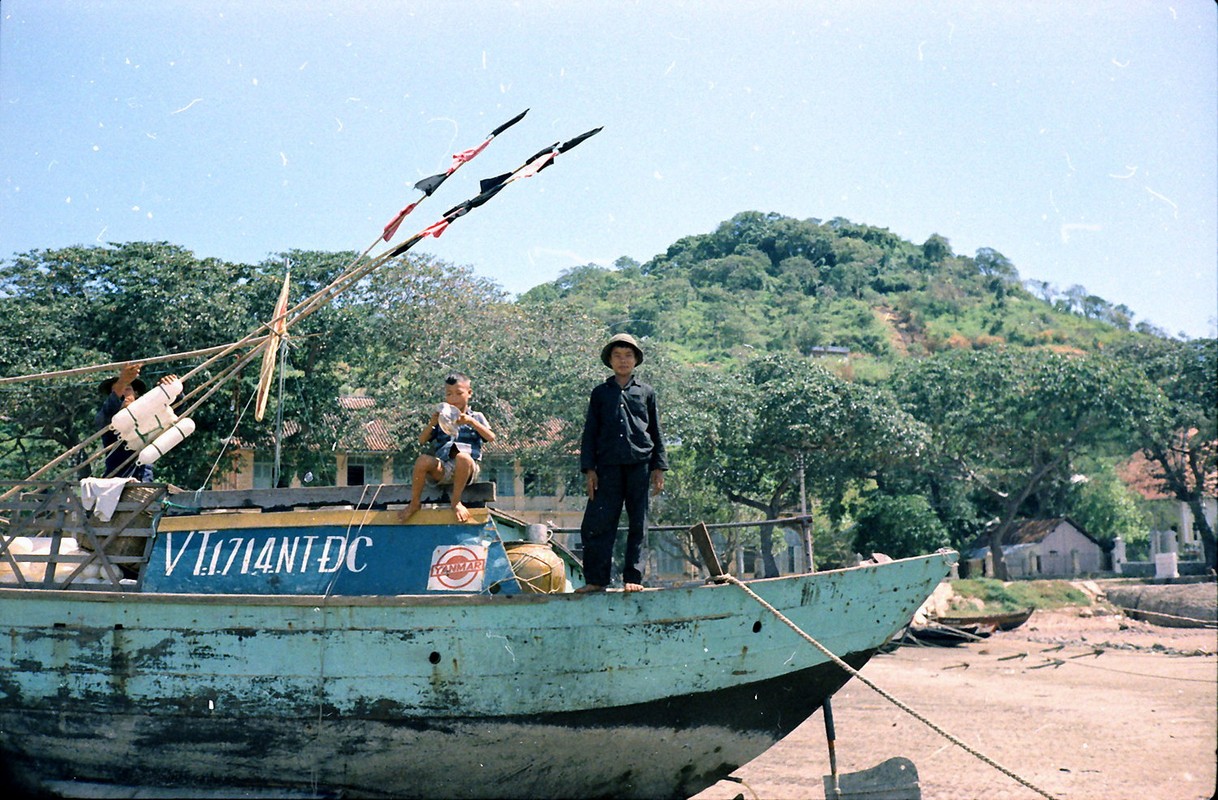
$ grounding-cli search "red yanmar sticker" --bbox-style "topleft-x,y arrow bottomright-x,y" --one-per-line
427,545 -> 487,591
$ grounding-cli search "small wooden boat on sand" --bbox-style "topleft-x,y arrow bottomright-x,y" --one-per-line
937,607 -> 1034,631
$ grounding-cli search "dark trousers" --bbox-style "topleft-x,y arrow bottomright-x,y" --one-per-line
580,462 -> 650,586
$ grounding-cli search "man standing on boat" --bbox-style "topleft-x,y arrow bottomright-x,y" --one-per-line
577,333 -> 667,593
402,372 -> 495,523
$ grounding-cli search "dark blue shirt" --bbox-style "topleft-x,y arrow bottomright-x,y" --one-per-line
427,410 -> 490,462
580,375 -> 668,473
95,393 -> 153,482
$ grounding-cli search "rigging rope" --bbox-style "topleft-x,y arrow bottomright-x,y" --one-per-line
3,120 -> 602,498
194,367 -> 261,498
0,338 -> 270,386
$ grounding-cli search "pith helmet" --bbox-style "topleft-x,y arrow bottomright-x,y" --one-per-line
601,333 -> 644,367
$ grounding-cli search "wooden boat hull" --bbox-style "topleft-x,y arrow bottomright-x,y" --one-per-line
6,657 -> 867,800
0,550 -> 955,799
937,607 -> 1034,631
903,622 -> 993,646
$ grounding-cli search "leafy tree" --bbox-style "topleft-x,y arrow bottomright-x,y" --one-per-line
648,445 -> 744,575
1111,337 -> 1217,568
853,493 -> 950,559
0,243 -> 255,484
1025,279 -> 1056,303
1065,461 -> 1149,550
230,248 -> 371,488
0,243 -> 382,489
974,247 -> 1019,283
461,302 -> 606,482
921,234 -> 953,265
895,347 -> 1159,579
1063,284 -> 1089,315
677,353 -> 927,576
353,255 -> 618,496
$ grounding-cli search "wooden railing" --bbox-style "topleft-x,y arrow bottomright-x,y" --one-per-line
0,480 -> 165,590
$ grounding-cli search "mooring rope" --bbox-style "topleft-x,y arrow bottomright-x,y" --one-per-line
1111,604 -> 1218,628
722,574 -> 1061,800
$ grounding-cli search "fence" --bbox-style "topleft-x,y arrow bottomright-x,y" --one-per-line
0,480 -> 164,590
552,515 -> 818,580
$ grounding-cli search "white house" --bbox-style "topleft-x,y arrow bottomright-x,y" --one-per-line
966,518 -> 1105,578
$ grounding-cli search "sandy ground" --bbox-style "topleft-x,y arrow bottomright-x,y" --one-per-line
692,605 -> 1217,800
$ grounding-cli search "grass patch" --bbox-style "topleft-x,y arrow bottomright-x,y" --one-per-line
950,578 -> 1091,612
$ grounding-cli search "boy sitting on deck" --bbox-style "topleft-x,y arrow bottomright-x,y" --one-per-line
401,372 -> 495,523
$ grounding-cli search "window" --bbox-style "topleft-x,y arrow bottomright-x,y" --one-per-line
482,458 -> 515,497
346,455 -> 384,487
252,455 -> 275,489
523,471 -> 543,496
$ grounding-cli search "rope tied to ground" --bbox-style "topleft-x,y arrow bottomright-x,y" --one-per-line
1111,604 -> 1217,628
721,574 -> 1062,800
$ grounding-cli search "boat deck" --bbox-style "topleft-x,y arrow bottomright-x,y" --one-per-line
0,480 -> 498,592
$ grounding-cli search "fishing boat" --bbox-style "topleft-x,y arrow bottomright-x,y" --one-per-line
0,112 -> 956,798
0,478 -> 956,799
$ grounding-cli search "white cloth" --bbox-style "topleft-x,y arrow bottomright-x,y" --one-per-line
79,477 -> 134,522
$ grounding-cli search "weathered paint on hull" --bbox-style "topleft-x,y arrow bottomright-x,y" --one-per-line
0,551 -> 955,799
3,654 -> 870,799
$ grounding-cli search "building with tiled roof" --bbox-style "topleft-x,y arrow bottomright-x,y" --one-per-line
963,518 -> 1106,578
1117,448 -> 1216,560
214,396 -> 586,528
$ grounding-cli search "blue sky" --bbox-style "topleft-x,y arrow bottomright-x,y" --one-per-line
2,0 -> 1215,338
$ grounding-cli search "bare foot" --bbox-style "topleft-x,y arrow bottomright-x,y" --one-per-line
574,584 -> 606,594
452,501 -> 470,523
624,583 -> 645,593
400,501 -> 420,521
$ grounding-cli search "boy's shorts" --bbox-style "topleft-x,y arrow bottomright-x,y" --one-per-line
438,455 -> 481,485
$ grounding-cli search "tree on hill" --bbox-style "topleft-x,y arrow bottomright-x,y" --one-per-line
522,210 -> 1144,365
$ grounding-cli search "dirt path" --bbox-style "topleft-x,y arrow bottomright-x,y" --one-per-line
693,608 -> 1217,800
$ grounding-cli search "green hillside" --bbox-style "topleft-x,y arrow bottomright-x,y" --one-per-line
520,210 -> 1153,370
4,226 -> 1210,573
516,214 -> 1218,572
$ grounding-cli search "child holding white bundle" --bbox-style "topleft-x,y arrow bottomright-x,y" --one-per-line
401,372 -> 495,523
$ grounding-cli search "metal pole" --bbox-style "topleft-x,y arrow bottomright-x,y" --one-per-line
823,698 -> 841,798
799,453 -> 814,573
